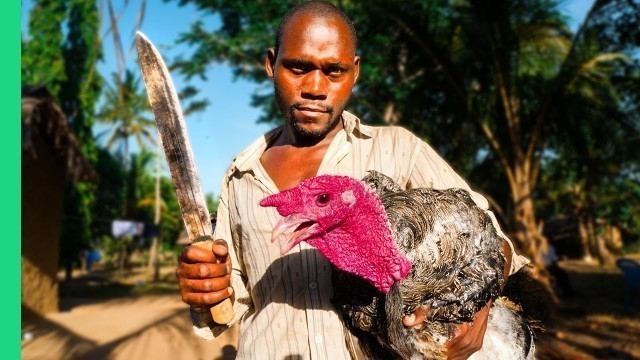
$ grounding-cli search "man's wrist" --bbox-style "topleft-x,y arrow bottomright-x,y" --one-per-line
501,238 -> 513,279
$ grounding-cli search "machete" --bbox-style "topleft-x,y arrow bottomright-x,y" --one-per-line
135,31 -> 234,326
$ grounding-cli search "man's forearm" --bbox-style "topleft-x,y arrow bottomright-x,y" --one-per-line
501,238 -> 513,281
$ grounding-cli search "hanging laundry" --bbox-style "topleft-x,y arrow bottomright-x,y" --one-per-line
112,220 -> 145,238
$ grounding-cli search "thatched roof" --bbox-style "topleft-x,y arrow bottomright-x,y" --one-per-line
22,85 -> 97,183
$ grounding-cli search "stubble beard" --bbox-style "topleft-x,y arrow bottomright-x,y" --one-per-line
275,86 -> 342,143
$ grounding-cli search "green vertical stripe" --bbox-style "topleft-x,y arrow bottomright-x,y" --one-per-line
2,0 -> 20,358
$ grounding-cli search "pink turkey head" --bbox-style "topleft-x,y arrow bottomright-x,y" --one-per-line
260,174 -> 412,293
259,175 -> 365,254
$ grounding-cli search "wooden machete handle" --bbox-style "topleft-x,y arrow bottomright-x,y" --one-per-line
192,240 -> 234,325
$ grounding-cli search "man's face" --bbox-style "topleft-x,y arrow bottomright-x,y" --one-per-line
267,13 -> 360,140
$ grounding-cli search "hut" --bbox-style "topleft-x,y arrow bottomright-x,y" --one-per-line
21,86 -> 97,319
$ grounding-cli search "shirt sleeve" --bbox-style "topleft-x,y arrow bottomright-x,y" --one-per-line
406,140 -> 529,275
193,169 -> 253,340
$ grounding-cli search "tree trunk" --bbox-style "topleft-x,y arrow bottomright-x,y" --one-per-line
488,72 -> 551,266
577,212 -> 596,262
594,233 -> 616,266
65,261 -> 73,282
147,237 -> 157,271
578,213 -> 618,266
148,148 -> 162,282
578,213 -> 593,261
148,237 -> 160,281
510,162 -> 549,267
118,243 -> 127,278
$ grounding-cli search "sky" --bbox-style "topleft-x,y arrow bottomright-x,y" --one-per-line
22,0 -> 594,196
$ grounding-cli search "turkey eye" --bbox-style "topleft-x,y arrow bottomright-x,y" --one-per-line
316,194 -> 330,206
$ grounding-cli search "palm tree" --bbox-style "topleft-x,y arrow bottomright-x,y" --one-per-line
458,0 -> 633,265
353,0 -> 633,266
98,69 -> 155,172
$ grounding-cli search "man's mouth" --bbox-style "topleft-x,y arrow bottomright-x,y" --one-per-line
296,105 -> 327,112
293,103 -> 332,118
295,108 -> 328,118
271,214 -> 318,254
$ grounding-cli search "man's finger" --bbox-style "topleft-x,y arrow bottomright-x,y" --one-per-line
177,262 -> 229,279
403,305 -> 429,327
181,287 -> 234,307
446,321 -> 486,360
178,245 -> 217,264
445,323 -> 469,348
445,302 -> 492,359
181,276 -> 231,293
212,239 -> 229,258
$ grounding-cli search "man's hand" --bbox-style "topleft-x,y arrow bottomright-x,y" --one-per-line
176,240 -> 233,306
402,239 -> 510,358
403,301 -> 491,360
444,301 -> 491,360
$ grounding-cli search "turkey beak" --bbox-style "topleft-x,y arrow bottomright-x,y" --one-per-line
271,214 -> 316,254
261,190 -> 316,254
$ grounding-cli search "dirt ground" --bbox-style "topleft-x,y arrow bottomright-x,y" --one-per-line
533,259 -> 640,360
21,259 -> 640,359
22,266 -> 238,360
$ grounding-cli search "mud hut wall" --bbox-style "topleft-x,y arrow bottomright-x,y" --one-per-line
22,129 -> 66,318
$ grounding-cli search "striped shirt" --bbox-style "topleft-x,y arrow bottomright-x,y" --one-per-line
203,111 -> 528,359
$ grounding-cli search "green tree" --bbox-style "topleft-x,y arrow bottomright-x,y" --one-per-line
60,0 -> 103,147
206,193 -> 219,215
23,0 -> 104,278
536,7 -> 640,264
158,177 -> 183,246
98,69 -> 155,173
59,0 -> 103,279
91,147 -> 127,239
169,0 -> 639,266
22,0 -> 67,97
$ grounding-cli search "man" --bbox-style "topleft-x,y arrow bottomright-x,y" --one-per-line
176,2 -> 527,359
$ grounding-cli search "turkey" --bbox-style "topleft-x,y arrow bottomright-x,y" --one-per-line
260,171 -> 535,360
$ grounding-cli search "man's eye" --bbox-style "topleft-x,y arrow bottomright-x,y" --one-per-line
316,194 -> 331,206
326,67 -> 345,77
290,66 -> 306,74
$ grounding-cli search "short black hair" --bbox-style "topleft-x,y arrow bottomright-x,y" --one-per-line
274,1 -> 357,57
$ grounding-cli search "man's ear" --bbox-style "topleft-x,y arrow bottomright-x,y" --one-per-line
265,48 -> 276,78
353,55 -> 360,83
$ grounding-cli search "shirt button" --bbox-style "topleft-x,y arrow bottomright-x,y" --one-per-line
315,335 -> 323,344
309,282 -> 318,289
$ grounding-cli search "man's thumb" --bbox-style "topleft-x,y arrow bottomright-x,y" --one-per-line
211,239 -> 229,258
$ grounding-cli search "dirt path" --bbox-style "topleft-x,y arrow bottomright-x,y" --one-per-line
21,259 -> 640,359
22,265 -> 239,360
534,260 -> 640,360
22,294 -> 238,360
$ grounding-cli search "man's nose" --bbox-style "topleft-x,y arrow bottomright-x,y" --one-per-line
301,70 -> 328,100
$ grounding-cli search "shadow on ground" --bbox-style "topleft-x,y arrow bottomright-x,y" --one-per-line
22,261 -> 640,359
22,266 -> 238,360
534,260 -> 640,360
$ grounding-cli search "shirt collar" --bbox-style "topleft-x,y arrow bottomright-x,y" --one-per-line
342,110 -> 372,139
231,110 -> 371,174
